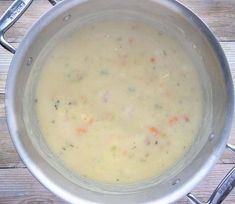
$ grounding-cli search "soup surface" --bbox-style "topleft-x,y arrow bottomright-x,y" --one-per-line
36,20 -> 203,184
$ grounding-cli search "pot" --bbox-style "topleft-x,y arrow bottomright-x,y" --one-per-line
0,0 -> 234,203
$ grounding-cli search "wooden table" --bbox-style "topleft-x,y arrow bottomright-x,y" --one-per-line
0,0 -> 234,203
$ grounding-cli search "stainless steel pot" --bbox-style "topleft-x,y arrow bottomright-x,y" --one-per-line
0,0 -> 234,203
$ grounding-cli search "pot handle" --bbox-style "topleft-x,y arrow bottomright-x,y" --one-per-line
0,0 -> 33,54
0,0 -> 62,54
187,144 -> 235,204
48,0 -> 63,6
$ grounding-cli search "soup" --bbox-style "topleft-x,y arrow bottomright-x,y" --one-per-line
36,20 -> 203,184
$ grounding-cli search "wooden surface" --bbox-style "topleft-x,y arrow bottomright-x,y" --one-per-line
0,0 -> 235,203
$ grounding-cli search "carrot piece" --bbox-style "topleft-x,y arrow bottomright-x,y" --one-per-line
168,114 -> 190,125
76,127 -> 88,134
150,56 -> 156,63
150,127 -> 159,135
168,116 -> 179,125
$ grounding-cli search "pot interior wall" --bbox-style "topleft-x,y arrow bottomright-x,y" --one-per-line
8,0 -> 232,203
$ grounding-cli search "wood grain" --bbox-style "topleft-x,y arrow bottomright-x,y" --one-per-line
0,0 -> 234,203
0,117 -> 24,168
0,0 -> 51,43
0,165 -> 234,204
0,168 -> 63,204
179,0 -> 235,42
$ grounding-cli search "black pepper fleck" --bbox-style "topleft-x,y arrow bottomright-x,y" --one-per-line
54,100 -> 60,110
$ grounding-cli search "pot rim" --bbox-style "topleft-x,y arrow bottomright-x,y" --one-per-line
5,0 -> 234,203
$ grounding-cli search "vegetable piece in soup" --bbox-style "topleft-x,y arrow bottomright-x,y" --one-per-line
36,20 -> 203,184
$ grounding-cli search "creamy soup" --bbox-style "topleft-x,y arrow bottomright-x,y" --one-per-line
36,20 -> 203,184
